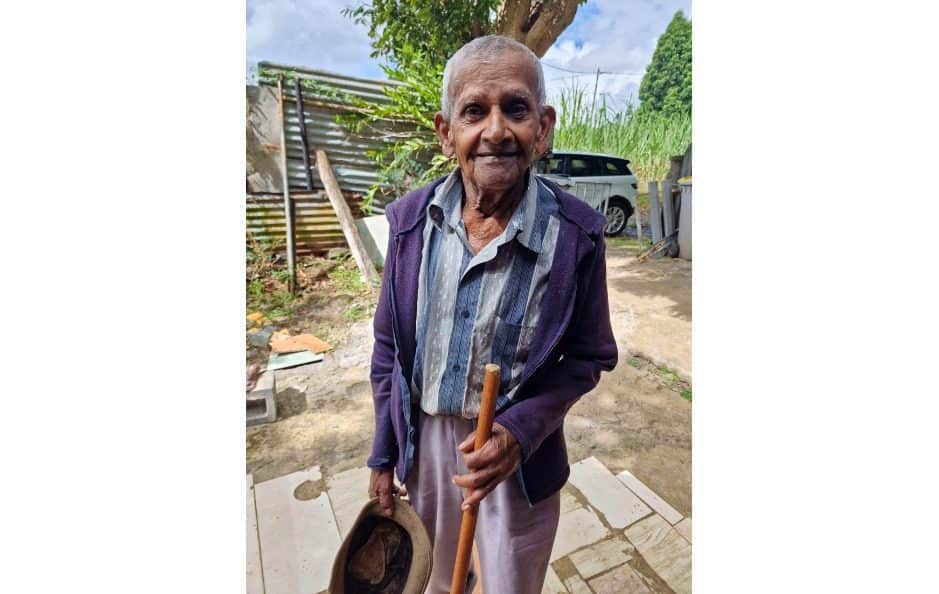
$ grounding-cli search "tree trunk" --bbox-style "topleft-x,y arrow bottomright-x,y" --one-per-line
495,0 -> 583,57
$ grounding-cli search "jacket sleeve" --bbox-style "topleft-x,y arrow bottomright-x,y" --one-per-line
495,235 -> 618,461
367,208 -> 399,470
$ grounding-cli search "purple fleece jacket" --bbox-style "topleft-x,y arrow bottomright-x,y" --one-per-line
367,174 -> 618,504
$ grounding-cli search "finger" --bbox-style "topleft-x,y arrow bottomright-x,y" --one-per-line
463,439 -> 503,470
457,431 -> 475,453
461,479 -> 499,510
452,465 -> 500,490
378,486 -> 394,516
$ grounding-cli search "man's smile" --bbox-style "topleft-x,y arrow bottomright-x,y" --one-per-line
473,151 -> 521,158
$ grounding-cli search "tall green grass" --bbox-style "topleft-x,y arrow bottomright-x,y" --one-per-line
551,84 -> 691,182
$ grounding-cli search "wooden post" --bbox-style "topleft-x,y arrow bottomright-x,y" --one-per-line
276,75 -> 297,292
649,181 -> 662,244
314,149 -> 380,287
293,77 -> 315,190
661,179 -> 675,237
677,181 -> 692,260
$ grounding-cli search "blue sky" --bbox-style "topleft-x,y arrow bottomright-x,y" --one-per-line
246,0 -> 691,110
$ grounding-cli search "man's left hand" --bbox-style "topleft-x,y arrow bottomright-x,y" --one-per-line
452,422 -> 522,510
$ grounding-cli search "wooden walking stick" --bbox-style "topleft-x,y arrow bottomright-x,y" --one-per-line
450,363 -> 501,594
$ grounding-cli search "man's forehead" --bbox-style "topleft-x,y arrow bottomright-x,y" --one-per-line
450,53 -> 539,102
455,85 -> 534,104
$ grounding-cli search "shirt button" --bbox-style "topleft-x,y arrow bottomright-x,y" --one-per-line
452,363 -> 460,372
462,310 -> 470,319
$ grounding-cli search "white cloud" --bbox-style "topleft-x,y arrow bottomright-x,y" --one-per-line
246,0 -> 384,81
244,0 -> 692,111
542,0 -> 692,111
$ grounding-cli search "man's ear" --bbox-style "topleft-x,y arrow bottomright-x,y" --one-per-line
434,112 -> 454,157
535,105 -> 557,156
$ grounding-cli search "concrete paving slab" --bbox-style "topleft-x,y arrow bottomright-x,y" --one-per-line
616,469 -> 683,525
542,566 -> 566,594
568,457 -> 652,529
563,574 -> 592,594
588,563 -> 653,594
569,538 -> 634,580
550,506 -> 610,562
624,514 -> 691,594
674,517 -> 691,543
325,466 -> 372,538
247,475 -> 264,594
254,466 -> 341,594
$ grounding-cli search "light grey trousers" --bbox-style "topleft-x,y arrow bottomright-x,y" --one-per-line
404,411 -> 560,594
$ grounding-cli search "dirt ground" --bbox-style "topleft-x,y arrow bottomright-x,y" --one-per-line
246,240 -> 692,515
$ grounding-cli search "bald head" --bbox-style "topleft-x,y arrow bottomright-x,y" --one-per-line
440,36 -> 546,120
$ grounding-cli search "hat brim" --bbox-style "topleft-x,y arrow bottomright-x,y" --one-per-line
328,497 -> 432,594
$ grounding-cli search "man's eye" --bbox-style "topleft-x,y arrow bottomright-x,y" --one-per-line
508,103 -> 529,118
464,105 -> 483,117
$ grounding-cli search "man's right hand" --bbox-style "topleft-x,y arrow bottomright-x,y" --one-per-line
368,468 -> 407,517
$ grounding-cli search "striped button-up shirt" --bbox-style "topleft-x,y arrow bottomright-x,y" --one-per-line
412,168 -> 561,418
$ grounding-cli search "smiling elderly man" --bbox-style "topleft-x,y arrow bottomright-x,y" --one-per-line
366,35 -> 617,594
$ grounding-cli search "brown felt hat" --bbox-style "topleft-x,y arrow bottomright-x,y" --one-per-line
328,497 -> 431,594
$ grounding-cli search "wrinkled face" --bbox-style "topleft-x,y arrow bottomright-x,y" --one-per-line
435,50 -> 556,194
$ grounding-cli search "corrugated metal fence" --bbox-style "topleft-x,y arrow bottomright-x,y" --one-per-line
254,62 -> 404,207
247,191 -> 364,256
246,63 -> 412,256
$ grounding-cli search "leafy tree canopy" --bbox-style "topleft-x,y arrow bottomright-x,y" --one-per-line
344,0 -> 499,69
638,11 -> 692,117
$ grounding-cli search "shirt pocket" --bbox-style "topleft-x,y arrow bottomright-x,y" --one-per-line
493,315 -> 538,381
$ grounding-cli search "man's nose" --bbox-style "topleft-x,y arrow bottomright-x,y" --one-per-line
482,108 -> 509,144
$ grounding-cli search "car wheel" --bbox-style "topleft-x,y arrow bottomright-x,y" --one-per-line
603,199 -> 631,236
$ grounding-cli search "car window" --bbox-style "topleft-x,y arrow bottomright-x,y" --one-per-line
568,156 -> 601,177
536,156 -> 566,175
602,158 -> 633,175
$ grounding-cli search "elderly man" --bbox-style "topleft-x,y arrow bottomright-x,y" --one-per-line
366,35 -> 617,593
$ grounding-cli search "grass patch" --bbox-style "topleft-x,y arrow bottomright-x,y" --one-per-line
552,83 -> 691,182
328,265 -> 367,293
626,355 -> 692,403
653,365 -> 680,383
606,236 -> 653,252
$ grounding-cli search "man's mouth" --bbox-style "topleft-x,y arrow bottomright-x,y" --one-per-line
474,151 -> 521,158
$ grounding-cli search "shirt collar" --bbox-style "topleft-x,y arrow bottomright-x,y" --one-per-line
426,168 -> 544,253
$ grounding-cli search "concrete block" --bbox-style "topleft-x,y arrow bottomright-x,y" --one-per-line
254,466 -> 342,594
569,538 -> 634,579
325,466 -> 372,538
355,215 -> 389,267
588,564 -> 652,594
674,517 -> 691,543
568,457 -> 652,529
616,469 -> 683,525
624,514 -> 692,594
542,566 -> 566,594
247,371 -> 276,426
550,506 -> 610,561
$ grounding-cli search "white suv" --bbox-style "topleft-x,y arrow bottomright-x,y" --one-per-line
535,150 -> 639,236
